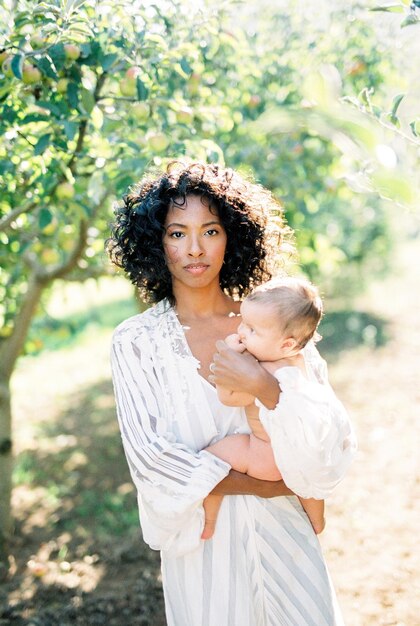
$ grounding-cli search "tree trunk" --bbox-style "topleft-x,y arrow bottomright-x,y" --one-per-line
0,274 -> 46,570
0,376 -> 12,574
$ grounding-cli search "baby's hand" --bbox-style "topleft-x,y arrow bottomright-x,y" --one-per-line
225,333 -> 246,353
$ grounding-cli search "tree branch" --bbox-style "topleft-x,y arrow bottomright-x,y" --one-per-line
0,201 -> 38,232
40,218 -> 90,281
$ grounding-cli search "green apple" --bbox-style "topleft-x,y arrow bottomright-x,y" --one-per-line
175,106 -> 194,125
64,44 -> 80,61
22,64 -> 42,84
146,131 -> 169,153
2,57 -> 13,77
41,248 -> 60,264
56,78 -> 69,93
131,101 -> 150,121
119,67 -> 141,98
119,77 -> 136,97
187,72 -> 201,96
56,182 -> 75,200
30,35 -> 45,50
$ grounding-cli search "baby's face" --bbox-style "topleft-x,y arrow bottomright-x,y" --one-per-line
237,300 -> 289,362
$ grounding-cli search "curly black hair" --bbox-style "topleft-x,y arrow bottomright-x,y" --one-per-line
106,160 -> 294,304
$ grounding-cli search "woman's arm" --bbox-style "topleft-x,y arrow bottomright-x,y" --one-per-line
210,340 -> 281,409
211,470 -> 293,497
111,323 -> 231,555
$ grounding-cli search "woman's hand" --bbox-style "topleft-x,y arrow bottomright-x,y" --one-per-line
209,340 -> 280,409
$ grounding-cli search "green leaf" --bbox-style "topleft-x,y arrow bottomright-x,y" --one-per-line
62,120 -> 78,140
372,171 -> 416,206
34,133 -> 52,155
67,81 -> 79,108
391,93 -> 404,117
0,87 -> 10,103
370,4 -> 405,12
36,100 -> 62,117
101,53 -> 118,71
34,55 -> 58,79
48,43 -> 66,71
39,207 -> 53,230
180,57 -> 192,76
400,13 -> 420,26
136,76 -> 149,101
79,87 -> 95,114
11,54 -> 24,79
387,113 -> 400,127
409,120 -> 420,137
79,42 -> 91,58
20,113 -> 51,124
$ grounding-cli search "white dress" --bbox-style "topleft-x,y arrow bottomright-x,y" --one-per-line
110,299 -> 356,626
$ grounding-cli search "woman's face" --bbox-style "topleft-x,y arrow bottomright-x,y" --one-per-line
162,194 -> 227,293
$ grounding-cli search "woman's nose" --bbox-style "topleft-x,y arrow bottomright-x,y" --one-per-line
238,323 -> 245,339
188,235 -> 204,257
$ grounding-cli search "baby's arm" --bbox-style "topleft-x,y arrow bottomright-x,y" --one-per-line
202,434 -> 281,540
216,333 -> 256,406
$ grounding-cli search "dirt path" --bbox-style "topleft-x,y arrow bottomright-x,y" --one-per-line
1,239 -> 419,625
320,239 -> 419,625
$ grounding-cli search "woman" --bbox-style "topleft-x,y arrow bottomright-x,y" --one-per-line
107,161 -> 350,625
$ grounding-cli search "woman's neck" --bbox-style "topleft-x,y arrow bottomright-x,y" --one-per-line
173,284 -> 238,322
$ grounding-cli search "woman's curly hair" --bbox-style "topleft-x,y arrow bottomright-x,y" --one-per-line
106,160 -> 295,304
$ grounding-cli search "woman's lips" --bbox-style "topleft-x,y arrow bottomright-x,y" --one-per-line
184,264 -> 209,275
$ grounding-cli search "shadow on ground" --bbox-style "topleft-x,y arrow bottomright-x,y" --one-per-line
1,380 -> 165,626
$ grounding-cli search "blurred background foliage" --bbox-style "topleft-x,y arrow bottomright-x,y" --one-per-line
1,0 -> 419,354
1,0 -> 420,342
1,0 -> 420,560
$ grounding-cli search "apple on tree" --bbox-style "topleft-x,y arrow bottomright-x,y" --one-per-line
30,35 -> 45,50
146,131 -> 169,153
56,78 -> 69,93
119,66 -> 141,98
175,106 -> 194,125
2,57 -> 13,77
131,101 -> 150,121
64,44 -> 80,61
56,182 -> 75,200
22,64 -> 42,84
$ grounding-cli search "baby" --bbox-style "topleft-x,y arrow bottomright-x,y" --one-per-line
203,276 -> 334,539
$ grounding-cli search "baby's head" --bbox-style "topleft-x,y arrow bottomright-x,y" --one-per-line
238,276 -> 323,361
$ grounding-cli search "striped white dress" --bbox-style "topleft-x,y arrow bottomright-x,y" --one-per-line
111,300 -> 355,626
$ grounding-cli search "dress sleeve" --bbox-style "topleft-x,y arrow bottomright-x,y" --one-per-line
111,321 -> 230,556
256,347 -> 357,499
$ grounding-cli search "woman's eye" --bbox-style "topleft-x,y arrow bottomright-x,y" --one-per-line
205,229 -> 218,236
169,231 -> 184,239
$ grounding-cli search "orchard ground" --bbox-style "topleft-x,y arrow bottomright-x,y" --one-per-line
0,238 -> 419,626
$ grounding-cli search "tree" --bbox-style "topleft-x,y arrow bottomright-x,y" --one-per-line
208,2 -> 418,292
0,0 -> 253,568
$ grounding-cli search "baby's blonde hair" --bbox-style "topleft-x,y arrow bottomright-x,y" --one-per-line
246,276 -> 323,348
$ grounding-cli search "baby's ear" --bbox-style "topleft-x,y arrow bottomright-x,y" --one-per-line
282,337 -> 298,351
